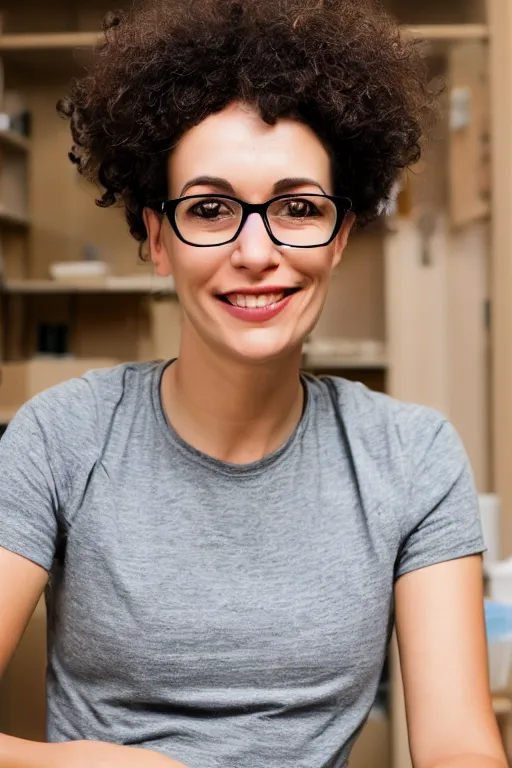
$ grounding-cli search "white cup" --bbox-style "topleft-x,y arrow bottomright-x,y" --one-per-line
479,493 -> 500,568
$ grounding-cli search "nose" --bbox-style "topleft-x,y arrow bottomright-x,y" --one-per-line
230,213 -> 281,273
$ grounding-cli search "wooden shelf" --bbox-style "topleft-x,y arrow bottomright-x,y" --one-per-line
0,32 -> 100,51
493,696 -> 512,716
0,208 -> 29,227
406,24 -> 489,41
0,32 -> 101,72
302,340 -> 387,370
0,25 -> 489,69
2,276 -> 176,295
303,356 -> 387,371
0,130 -> 30,153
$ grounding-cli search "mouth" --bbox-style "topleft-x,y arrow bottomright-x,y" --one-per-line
216,287 -> 301,309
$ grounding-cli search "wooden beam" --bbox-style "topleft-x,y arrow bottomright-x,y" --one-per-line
0,25 -> 488,55
487,0 -> 512,556
406,24 -> 489,41
0,32 -> 100,51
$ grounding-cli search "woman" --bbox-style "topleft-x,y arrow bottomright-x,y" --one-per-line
0,0 -> 506,767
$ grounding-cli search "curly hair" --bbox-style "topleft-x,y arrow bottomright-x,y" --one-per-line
57,0 -> 435,242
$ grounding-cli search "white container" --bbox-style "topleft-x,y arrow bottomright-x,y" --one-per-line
49,261 -> 109,282
479,493 -> 500,567
487,559 -> 512,604
485,600 -> 512,690
488,641 -> 512,690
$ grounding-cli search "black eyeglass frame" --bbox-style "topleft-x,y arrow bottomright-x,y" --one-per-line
155,193 -> 353,248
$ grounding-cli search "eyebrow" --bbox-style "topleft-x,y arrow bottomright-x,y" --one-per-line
180,176 -> 235,196
179,175 -> 327,197
273,177 -> 326,195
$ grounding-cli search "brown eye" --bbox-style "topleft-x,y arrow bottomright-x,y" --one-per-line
190,200 -> 226,219
281,199 -> 320,218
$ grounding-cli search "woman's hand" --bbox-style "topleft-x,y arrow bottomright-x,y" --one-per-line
0,734 -> 189,768
52,741 -> 188,768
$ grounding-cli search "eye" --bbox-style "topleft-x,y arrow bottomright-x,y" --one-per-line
188,198 -> 234,220
281,198 -> 320,218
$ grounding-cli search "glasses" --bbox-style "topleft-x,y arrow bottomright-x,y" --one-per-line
156,193 -> 352,248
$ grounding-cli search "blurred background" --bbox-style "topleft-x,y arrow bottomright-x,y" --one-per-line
0,0 -> 511,766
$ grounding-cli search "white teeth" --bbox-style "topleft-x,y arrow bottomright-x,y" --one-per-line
228,292 -> 285,308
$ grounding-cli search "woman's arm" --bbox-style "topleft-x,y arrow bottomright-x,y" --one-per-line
0,734 -> 187,768
0,547 -> 186,768
395,555 -> 508,768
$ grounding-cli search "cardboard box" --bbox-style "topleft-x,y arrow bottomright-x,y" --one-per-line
0,357 -> 118,421
351,714 -> 390,768
0,598 -> 46,741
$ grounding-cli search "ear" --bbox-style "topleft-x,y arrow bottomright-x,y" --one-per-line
143,207 -> 173,277
331,212 -> 356,269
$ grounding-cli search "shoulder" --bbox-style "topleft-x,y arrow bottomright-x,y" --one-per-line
306,375 -> 472,528
311,377 -> 482,562
10,359 -> 164,456
306,374 -> 450,452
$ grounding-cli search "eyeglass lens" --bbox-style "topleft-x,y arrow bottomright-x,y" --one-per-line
173,195 -> 339,246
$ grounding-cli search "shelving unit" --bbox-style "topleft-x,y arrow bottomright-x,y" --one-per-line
2,276 -> 176,294
0,24 -> 490,50
0,31 -> 99,49
0,2 -> 186,405
0,129 -> 30,152
0,0 -> 503,767
0,208 -> 28,226
406,23 -> 489,40
302,339 -> 387,371
0,23 -> 490,75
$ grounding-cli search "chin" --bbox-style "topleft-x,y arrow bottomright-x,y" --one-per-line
221,331 -> 305,366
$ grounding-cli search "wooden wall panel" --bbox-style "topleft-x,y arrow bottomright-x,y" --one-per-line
487,0 -> 512,556
312,231 -> 385,342
446,222 -> 490,491
448,41 -> 490,226
384,216 -> 450,416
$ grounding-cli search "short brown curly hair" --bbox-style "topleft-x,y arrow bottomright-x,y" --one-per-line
58,0 -> 435,242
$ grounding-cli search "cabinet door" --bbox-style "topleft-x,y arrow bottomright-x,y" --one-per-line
385,215 -> 489,488
385,215 -> 450,415
449,41 -> 490,227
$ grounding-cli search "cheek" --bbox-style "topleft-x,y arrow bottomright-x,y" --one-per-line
168,242 -> 210,287
170,244 -> 229,308
291,246 -> 335,284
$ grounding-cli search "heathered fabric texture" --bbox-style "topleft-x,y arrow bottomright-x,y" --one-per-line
0,360 -> 484,768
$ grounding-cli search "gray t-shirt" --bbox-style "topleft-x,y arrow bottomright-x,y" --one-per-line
0,360 -> 484,768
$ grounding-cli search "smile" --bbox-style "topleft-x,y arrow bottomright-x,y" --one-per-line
216,287 -> 301,322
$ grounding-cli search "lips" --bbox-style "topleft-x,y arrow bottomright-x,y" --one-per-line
216,287 -> 301,323
217,287 -> 299,308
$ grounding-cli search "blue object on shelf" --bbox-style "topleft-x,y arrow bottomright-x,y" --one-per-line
485,599 -> 512,642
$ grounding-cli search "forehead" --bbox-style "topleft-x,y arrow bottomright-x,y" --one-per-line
168,102 -> 332,197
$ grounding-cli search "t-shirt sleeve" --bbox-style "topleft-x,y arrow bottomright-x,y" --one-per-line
0,400 -> 64,572
395,414 -> 485,580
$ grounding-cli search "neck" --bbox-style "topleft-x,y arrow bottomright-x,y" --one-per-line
161,330 -> 305,464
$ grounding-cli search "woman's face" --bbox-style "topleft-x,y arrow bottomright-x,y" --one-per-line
146,102 -> 354,364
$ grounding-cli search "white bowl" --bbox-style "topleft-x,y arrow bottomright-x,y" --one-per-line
50,261 -> 109,281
